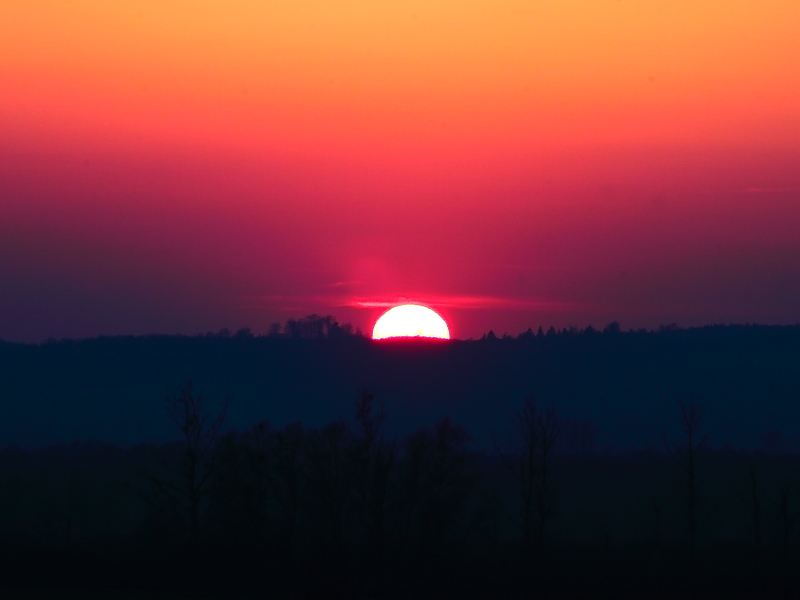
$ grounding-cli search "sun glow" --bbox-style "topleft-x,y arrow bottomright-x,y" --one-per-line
372,304 -> 451,340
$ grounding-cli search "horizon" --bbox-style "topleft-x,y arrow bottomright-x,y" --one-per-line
4,318 -> 799,346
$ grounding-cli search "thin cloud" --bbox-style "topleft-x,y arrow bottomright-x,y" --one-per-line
345,295 -> 577,311
243,293 -> 578,311
323,280 -> 362,288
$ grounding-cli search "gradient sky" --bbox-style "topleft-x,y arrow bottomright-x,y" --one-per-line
2,1 -> 799,342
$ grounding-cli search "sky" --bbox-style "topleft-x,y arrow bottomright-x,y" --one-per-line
1,1 -> 799,342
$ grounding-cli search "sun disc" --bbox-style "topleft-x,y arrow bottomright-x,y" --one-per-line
372,304 -> 450,340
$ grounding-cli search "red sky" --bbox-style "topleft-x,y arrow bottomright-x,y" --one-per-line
2,1 -> 799,341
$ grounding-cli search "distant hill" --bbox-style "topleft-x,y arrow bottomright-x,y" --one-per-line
1,324 -> 799,451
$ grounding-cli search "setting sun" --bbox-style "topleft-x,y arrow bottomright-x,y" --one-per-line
372,304 -> 450,340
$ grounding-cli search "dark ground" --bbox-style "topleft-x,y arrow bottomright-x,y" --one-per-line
1,322 -> 799,598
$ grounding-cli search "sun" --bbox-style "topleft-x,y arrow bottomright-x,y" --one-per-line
372,304 -> 450,340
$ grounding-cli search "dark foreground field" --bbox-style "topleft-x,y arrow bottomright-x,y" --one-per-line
2,322 -> 800,598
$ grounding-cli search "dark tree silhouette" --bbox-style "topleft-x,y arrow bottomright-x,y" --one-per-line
747,462 -> 763,566
304,421 -> 351,551
263,421 -> 306,555
400,418 -> 476,564
208,420 -> 306,556
776,484 -> 794,567
349,390 -> 395,562
665,400 -> 708,567
494,397 -> 558,556
531,402 -> 558,552
283,314 -> 355,339
494,397 -> 537,556
207,427 -> 266,545
143,382 -> 231,545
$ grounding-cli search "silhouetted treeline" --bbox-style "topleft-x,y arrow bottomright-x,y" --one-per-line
1,389 -> 800,598
2,319 -> 800,450
2,318 -> 800,596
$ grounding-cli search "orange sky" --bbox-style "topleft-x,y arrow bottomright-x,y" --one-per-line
1,1 -> 799,340
4,1 -> 799,154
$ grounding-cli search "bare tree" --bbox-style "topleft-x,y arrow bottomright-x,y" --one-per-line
144,382 -> 231,545
494,396 -> 558,556
776,484 -> 794,567
400,418 -> 475,563
208,421 -> 306,555
533,402 -> 558,551
349,390 -> 395,561
747,463 -> 762,566
264,421 -> 306,555
304,421 -> 351,552
664,400 -> 708,566
205,427 -> 265,543
494,397 -> 537,557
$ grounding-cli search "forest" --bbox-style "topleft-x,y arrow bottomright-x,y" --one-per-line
1,320 -> 800,598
